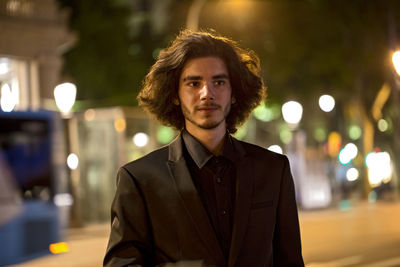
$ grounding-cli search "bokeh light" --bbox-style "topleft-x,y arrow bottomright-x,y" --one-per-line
268,145 -> 283,154
0,83 -> 16,112
54,193 -> 74,207
253,104 -> 271,122
253,103 -> 280,122
67,153 -> 79,170
84,109 -> 96,121
377,119 -> 388,132
49,242 -> 69,254
365,151 -> 393,187
133,132 -> 149,147
282,101 -> 303,125
348,125 -> 362,140
338,143 -> 358,165
328,131 -> 341,157
54,82 -> 77,114
157,125 -> 175,144
318,94 -> 335,112
346,168 -> 359,181
314,127 -> 327,142
114,118 -> 126,132
392,50 -> 400,76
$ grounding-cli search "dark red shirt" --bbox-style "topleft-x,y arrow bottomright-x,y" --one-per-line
182,130 -> 237,260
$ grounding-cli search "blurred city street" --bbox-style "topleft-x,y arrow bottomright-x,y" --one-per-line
9,200 -> 400,267
2,0 -> 400,267
301,201 -> 400,267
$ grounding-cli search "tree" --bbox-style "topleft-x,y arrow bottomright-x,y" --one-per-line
57,0 -> 185,107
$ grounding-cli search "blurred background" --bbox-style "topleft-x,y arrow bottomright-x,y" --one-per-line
1,0 -> 400,266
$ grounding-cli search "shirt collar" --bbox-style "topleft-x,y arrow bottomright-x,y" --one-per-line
182,129 -> 236,169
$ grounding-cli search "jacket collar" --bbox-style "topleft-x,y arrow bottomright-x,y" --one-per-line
168,131 -> 246,163
181,129 -> 239,169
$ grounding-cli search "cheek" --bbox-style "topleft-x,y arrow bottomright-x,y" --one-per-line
181,91 -> 198,104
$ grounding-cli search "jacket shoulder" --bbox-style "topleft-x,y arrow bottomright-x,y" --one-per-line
122,146 -> 169,174
237,139 -> 288,162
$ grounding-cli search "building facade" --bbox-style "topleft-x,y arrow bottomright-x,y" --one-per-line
0,0 -> 75,111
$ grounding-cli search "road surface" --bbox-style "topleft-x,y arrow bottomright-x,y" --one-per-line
10,201 -> 400,267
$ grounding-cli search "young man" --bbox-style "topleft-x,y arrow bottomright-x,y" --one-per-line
104,30 -> 304,267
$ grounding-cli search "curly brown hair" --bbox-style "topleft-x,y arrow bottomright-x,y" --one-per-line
137,29 -> 266,133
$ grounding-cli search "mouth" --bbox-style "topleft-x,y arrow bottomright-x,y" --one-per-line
196,103 -> 220,110
196,105 -> 220,113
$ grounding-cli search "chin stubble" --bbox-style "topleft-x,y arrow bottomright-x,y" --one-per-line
181,102 -> 231,130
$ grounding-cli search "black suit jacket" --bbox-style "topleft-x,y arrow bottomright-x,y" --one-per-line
104,134 -> 304,267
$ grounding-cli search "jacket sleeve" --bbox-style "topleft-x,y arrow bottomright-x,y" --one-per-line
103,167 -> 206,267
272,156 -> 304,267
103,167 -> 156,267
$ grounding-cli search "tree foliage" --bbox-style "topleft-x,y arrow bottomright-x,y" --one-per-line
58,0 -> 400,112
57,0 -> 186,107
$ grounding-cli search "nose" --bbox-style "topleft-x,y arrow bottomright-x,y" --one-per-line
200,83 -> 215,101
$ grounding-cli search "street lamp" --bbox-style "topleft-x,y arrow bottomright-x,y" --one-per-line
186,0 -> 207,31
318,94 -> 335,112
53,82 -> 79,226
133,132 -> 149,148
282,100 -> 303,127
392,51 -> 400,76
0,83 -> 17,112
54,82 -> 76,117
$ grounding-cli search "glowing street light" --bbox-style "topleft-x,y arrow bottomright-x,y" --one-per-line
338,143 -> 358,165
0,83 -> 17,112
392,51 -> 400,76
133,132 -> 149,147
318,94 -> 335,112
67,153 -> 79,170
268,145 -> 283,154
365,151 -> 393,187
346,168 -> 359,182
282,101 -> 303,127
54,82 -> 76,116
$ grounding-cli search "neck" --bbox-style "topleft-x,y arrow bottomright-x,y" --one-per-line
185,123 -> 227,155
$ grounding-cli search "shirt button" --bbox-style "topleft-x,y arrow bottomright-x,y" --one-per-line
222,210 -> 227,215
216,177 -> 222,183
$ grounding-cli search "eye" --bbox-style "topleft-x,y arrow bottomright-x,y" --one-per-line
187,81 -> 201,87
214,80 -> 226,86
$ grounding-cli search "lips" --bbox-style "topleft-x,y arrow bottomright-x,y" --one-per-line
197,107 -> 218,111
196,104 -> 220,112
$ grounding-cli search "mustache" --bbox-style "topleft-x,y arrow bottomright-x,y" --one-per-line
195,103 -> 221,110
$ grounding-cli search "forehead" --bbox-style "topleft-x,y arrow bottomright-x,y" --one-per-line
180,56 -> 229,78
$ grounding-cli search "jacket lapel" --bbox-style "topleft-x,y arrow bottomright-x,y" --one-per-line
166,134 -> 226,265
228,138 -> 254,267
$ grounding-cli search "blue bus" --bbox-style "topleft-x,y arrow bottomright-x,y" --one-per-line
0,110 -> 69,266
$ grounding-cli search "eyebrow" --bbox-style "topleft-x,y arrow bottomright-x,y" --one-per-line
183,75 -> 202,82
182,74 -> 229,82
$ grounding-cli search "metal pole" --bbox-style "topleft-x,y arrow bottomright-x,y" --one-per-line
186,0 -> 207,31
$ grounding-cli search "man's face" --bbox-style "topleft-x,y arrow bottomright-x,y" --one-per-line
177,56 -> 233,132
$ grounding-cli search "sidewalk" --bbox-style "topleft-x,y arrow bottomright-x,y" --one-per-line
10,224 -> 110,267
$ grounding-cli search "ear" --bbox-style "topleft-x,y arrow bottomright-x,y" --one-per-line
173,98 -> 180,105
231,96 -> 236,104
